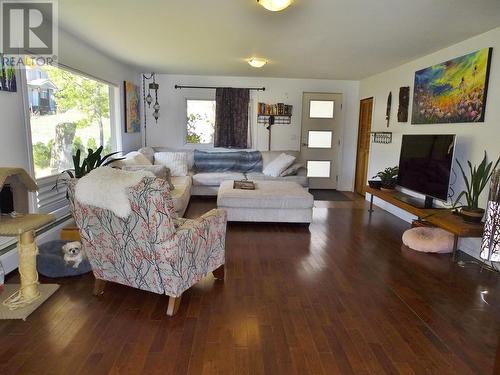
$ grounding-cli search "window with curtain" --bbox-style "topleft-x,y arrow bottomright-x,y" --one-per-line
24,65 -> 115,218
214,88 -> 250,149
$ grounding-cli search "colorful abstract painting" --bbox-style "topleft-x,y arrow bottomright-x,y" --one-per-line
124,81 -> 141,133
411,48 -> 492,124
0,55 -> 17,92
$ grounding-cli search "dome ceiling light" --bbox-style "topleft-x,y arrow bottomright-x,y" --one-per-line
248,58 -> 268,68
257,0 -> 292,12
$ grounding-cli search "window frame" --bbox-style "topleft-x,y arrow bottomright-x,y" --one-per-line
21,64 -> 120,217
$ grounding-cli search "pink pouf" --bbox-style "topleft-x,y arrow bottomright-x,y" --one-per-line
402,227 -> 454,254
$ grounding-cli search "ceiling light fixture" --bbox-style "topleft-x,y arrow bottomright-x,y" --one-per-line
248,58 -> 267,68
257,0 -> 292,12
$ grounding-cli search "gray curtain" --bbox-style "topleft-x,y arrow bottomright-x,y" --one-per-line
214,88 -> 250,148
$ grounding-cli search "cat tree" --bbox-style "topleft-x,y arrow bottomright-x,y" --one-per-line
0,168 -> 57,317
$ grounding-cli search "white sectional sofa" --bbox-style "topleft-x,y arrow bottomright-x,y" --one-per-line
120,147 -> 308,218
190,150 -> 308,195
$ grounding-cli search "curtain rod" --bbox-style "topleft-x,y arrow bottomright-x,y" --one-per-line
174,85 -> 265,91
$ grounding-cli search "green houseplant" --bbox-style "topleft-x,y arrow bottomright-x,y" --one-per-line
55,146 -> 124,193
373,166 -> 399,190
455,152 -> 500,223
64,146 -> 123,179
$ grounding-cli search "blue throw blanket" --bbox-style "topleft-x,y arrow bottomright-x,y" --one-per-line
194,150 -> 263,173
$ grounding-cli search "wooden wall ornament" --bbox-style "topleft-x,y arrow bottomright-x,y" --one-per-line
398,86 -> 410,122
385,92 -> 392,128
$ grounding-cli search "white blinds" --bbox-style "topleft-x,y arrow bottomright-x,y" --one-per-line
36,175 -> 69,219
0,237 -> 16,251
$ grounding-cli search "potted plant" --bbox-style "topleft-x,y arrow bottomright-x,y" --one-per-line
373,166 -> 399,190
55,146 -> 124,195
455,152 -> 500,223
64,146 -> 123,179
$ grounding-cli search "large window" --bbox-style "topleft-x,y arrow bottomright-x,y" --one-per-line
26,65 -> 113,179
24,65 -> 115,218
186,99 -> 215,144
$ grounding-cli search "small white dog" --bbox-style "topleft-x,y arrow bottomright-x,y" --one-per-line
62,241 -> 86,269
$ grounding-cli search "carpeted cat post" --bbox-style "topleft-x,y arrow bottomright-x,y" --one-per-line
0,168 -> 58,319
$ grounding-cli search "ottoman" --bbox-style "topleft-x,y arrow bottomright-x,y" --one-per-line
402,227 -> 454,253
217,180 -> 314,223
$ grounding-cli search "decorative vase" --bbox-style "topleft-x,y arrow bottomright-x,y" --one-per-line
480,170 -> 500,261
460,207 -> 485,223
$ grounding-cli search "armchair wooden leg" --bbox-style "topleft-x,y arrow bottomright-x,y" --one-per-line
166,295 -> 182,316
212,265 -> 225,281
93,278 -> 106,296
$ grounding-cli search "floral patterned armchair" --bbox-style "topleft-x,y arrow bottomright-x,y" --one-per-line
68,177 -> 226,316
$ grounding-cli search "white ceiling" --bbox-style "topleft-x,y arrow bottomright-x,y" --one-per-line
58,0 -> 500,80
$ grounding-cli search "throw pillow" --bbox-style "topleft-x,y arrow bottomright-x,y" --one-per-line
262,153 -> 296,177
280,162 -> 304,177
154,152 -> 188,176
111,151 -> 152,168
138,146 -> 155,164
122,165 -> 175,190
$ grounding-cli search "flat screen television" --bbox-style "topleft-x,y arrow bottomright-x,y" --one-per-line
398,134 -> 456,203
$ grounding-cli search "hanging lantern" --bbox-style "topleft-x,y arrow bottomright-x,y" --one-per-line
145,93 -> 153,106
142,73 -> 161,145
481,170 -> 500,262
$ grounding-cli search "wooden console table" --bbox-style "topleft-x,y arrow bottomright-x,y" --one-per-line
365,186 -> 484,260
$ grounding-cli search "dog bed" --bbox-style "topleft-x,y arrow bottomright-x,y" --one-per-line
402,227 -> 454,254
37,240 -> 92,278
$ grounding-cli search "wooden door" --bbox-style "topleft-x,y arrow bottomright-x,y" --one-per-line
354,97 -> 373,195
301,92 -> 343,189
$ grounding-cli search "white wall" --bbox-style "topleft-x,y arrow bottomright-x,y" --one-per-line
145,74 -> 360,191
360,26 -> 500,259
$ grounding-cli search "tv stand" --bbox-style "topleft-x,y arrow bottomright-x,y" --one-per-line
394,194 -> 434,209
365,186 -> 484,262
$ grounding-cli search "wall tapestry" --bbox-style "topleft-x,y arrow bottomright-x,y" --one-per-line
398,86 -> 410,122
124,81 -> 141,133
411,47 -> 492,124
0,55 -> 17,92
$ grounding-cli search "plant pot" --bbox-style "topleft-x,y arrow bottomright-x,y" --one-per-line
460,207 -> 485,223
368,180 -> 382,189
381,179 -> 397,190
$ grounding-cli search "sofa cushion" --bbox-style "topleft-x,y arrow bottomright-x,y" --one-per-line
281,162 -> 304,177
138,146 -> 155,164
261,150 -> 300,169
111,151 -> 152,168
170,176 -> 192,215
247,172 -> 308,187
153,147 -> 195,169
192,172 -> 245,186
154,152 -> 188,176
217,180 -> 313,209
263,153 -> 296,177
122,165 -> 174,190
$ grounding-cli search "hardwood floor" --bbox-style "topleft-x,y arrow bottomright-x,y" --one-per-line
1,195 -> 499,374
